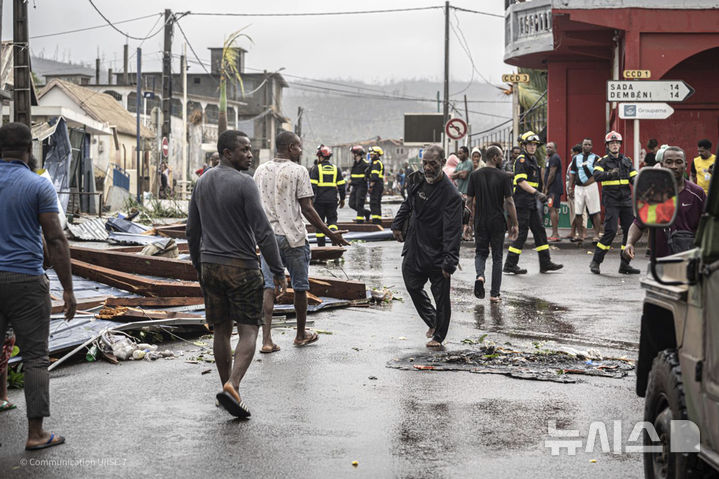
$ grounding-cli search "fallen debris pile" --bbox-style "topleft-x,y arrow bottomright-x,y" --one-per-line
386,345 -> 634,383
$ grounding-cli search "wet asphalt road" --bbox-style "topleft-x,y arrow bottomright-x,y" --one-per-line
1,207 -> 650,478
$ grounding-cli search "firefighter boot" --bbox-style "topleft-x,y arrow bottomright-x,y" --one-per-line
589,260 -> 601,274
503,252 -> 527,275
539,249 -> 563,273
618,257 -> 640,275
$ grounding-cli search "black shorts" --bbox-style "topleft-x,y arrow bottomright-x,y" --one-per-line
201,263 -> 263,326
548,191 -> 562,208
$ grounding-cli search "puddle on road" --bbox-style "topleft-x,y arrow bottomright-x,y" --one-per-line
472,293 -> 575,335
387,346 -> 634,383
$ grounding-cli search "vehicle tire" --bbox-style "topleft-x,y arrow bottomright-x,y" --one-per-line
643,349 -> 698,479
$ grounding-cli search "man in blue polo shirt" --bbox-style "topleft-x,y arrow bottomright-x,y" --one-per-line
0,122 -> 76,451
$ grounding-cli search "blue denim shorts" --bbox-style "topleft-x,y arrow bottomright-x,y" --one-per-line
260,235 -> 311,291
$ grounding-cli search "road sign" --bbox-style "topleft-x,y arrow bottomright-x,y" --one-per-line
607,80 -> 694,102
143,91 -> 155,99
445,118 -> 468,141
502,73 -> 530,83
619,102 -> 674,120
622,70 -> 651,79
161,137 -> 169,158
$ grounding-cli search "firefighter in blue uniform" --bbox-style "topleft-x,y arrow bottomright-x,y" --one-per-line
367,146 -> 385,225
503,131 -> 563,274
310,145 -> 346,247
348,145 -> 370,223
589,131 -> 640,275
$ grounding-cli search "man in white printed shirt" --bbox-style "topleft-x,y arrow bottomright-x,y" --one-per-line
254,131 -> 349,353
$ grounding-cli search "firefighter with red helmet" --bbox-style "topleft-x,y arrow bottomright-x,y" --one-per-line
367,146 -> 385,224
348,145 -> 370,223
589,131 -> 640,274
503,131 -> 563,274
310,145 -> 346,247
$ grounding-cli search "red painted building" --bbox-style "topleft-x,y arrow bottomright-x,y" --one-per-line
504,0 -> 719,171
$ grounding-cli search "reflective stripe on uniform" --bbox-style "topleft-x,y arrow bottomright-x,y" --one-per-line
527,181 -> 539,188
371,215 -> 382,219
513,173 -> 528,184
317,164 -> 339,187
629,170 -> 638,177
508,246 -> 522,254
597,242 -> 611,250
310,179 -> 319,185
620,245 -> 626,250
328,224 -> 338,231
594,166 -> 605,172
351,174 -> 365,178
535,244 -> 549,252
355,216 -> 365,220
601,179 -> 630,186
316,233 -> 325,238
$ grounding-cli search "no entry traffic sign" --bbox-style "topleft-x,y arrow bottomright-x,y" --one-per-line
161,137 -> 169,158
445,118 -> 468,141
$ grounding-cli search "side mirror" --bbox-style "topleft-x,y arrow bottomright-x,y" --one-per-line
633,168 -> 678,228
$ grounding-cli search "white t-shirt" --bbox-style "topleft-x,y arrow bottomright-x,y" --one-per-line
254,158 -> 314,248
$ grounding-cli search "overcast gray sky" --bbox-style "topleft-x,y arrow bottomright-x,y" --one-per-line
8,0 -> 507,85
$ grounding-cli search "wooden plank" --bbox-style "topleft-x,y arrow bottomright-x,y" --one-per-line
71,259 -> 202,297
70,246 -> 198,281
96,306 -> 203,322
51,296 -> 109,314
105,244 -> 343,262
276,289 -> 322,305
104,297 -> 205,308
307,276 -> 366,300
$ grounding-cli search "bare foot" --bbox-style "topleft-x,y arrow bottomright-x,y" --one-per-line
425,328 -> 435,338
426,340 -> 442,348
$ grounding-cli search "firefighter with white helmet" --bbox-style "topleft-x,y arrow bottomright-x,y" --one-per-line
348,145 -> 370,223
589,131 -> 640,274
367,146 -> 385,224
309,145 -> 346,247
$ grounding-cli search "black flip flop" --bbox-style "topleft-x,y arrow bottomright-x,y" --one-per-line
25,433 -> 65,451
216,391 -> 251,418
474,278 -> 485,299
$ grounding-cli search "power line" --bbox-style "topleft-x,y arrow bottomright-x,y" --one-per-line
30,13 -> 161,39
187,6 -> 442,17
174,18 -> 218,83
87,1 -> 166,41
452,6 -> 504,18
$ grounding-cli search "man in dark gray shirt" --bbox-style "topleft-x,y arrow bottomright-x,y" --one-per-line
187,130 -> 286,418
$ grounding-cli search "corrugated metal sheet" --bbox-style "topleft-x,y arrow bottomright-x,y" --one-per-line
66,218 -> 109,241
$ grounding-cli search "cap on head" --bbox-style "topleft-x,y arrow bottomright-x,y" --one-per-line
520,131 -> 541,145
605,131 -> 623,143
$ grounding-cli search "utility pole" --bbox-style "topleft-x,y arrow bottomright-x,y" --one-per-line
95,57 -> 100,84
123,43 -> 129,85
136,48 -> 142,203
181,44 -> 187,198
512,83 -> 520,145
442,1 -> 450,150
295,106 -> 303,137
161,9 -> 173,152
13,0 -> 31,127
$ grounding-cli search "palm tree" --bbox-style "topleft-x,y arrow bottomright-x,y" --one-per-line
517,67 -> 548,164
217,29 -> 252,135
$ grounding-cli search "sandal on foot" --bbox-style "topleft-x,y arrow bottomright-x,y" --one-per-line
259,344 -> 281,354
426,340 -> 442,349
25,433 -> 65,451
293,331 -> 319,347
216,384 -> 251,418
490,296 -> 502,303
0,400 -> 16,412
